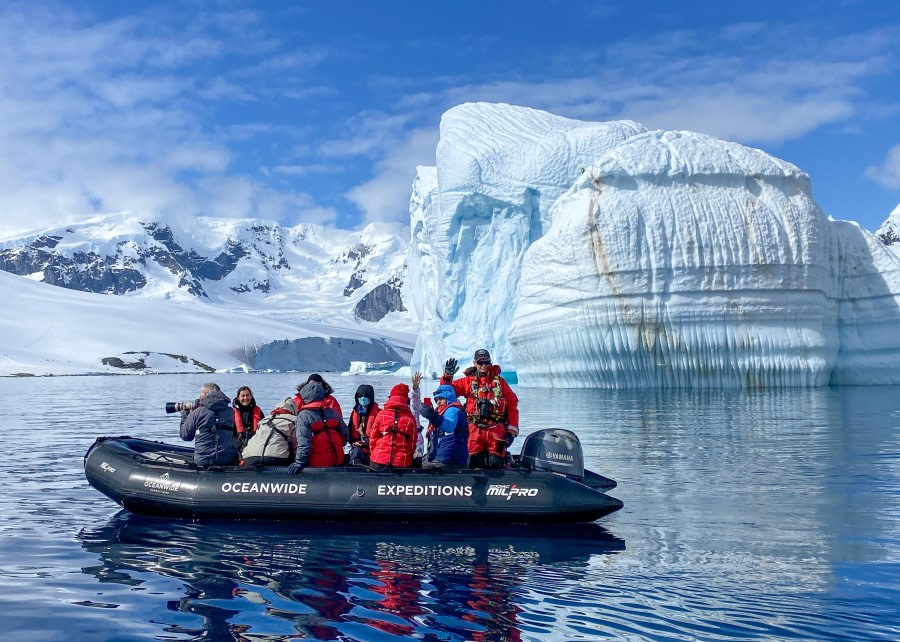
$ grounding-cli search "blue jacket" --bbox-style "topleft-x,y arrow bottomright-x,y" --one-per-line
180,390 -> 239,466
422,385 -> 469,467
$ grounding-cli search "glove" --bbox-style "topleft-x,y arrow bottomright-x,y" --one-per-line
287,462 -> 304,475
443,358 -> 459,377
421,405 -> 439,422
505,431 -> 516,449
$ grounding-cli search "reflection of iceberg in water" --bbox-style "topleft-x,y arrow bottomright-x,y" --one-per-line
78,512 -> 624,640
526,386 -> 881,595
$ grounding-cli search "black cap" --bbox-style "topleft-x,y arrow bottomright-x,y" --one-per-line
474,348 -> 491,361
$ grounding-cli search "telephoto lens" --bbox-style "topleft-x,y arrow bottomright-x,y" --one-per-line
165,401 -> 198,414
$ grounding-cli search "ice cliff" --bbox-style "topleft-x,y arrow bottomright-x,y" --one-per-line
405,103 -> 646,377
407,103 -> 900,387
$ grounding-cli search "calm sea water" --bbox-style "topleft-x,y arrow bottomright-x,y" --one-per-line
0,373 -> 897,641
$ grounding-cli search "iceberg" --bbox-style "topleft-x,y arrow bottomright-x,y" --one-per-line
342,360 -> 402,376
406,103 -> 646,377
407,103 -> 900,387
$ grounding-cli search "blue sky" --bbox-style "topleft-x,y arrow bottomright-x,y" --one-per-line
1,0 -> 898,236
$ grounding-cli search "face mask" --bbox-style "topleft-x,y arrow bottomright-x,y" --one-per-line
358,397 -> 370,407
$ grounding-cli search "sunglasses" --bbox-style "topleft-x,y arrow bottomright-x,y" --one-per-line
476,359 -> 491,366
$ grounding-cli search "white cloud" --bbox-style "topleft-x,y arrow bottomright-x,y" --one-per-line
413,21 -> 895,150
866,145 -> 900,189
196,176 -> 338,226
0,3 -> 334,237
271,164 -> 331,176
346,128 -> 438,224
438,53 -> 878,147
317,111 -> 415,159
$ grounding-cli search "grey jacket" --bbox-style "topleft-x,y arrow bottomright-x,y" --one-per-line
180,390 -> 238,466
242,398 -> 298,461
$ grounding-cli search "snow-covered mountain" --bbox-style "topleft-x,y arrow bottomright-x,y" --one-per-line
0,214 -> 417,376
407,102 -> 900,388
0,269 -> 413,376
0,213 -> 408,327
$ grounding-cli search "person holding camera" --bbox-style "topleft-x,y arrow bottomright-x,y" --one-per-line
440,348 -> 519,469
178,382 -> 239,466
348,384 -> 380,466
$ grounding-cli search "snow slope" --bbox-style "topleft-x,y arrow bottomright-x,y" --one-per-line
0,270 -> 414,376
407,103 -> 900,387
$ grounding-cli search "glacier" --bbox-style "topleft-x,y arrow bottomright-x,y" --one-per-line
0,268 -> 414,376
407,102 -> 900,387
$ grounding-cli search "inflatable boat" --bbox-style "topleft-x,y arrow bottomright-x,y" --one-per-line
84,429 -> 623,523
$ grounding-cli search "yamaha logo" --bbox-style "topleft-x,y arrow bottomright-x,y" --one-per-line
546,451 -> 574,462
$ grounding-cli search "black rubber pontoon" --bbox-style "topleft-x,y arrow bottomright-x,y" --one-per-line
84,429 -> 622,523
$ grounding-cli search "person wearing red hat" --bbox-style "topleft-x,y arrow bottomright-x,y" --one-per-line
367,382 -> 419,469
441,348 -> 519,469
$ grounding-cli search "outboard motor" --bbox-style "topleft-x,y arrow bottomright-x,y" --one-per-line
520,429 -> 584,480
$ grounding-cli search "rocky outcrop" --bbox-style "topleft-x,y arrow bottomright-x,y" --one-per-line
0,241 -> 147,294
354,275 -> 406,322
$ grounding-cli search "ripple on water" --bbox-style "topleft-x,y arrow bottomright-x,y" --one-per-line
0,376 -> 898,640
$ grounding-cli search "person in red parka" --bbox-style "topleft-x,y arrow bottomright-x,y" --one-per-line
232,386 -> 264,451
441,348 -> 519,469
368,383 -> 419,469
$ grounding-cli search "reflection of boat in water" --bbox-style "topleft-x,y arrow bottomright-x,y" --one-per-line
84,429 -> 623,523
79,510 -> 626,577
78,511 -> 625,640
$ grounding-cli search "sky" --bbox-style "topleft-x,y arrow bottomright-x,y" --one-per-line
1,0 -> 898,237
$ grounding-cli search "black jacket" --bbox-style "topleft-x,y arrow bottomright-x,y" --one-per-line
180,390 -> 238,466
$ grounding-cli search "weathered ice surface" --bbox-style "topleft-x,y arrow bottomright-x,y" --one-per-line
408,103 -> 900,387
407,103 -> 646,376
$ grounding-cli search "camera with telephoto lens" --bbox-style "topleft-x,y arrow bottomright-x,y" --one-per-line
477,398 -> 494,420
165,400 -> 199,414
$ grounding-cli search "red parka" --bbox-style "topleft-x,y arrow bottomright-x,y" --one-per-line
368,384 -> 418,467
349,403 -> 381,443
442,364 -> 519,435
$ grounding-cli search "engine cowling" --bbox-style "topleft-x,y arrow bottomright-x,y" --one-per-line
520,428 -> 584,479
